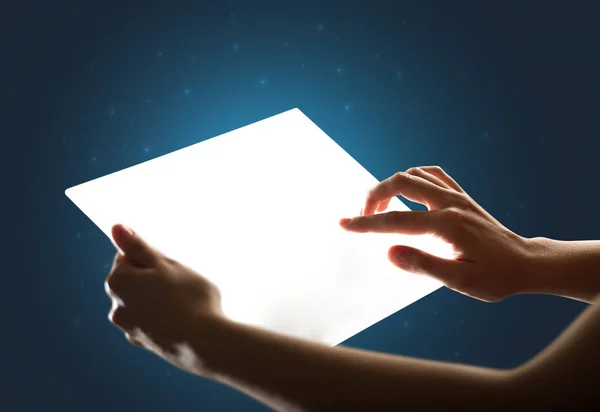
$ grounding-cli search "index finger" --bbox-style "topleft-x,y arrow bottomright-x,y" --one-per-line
340,210 -> 445,235
363,172 -> 455,216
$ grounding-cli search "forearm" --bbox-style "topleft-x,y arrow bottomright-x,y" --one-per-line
191,317 -> 514,412
520,237 -> 600,303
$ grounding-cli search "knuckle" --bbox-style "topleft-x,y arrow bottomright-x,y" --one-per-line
392,171 -> 410,183
430,165 -> 444,174
422,165 -> 445,175
385,211 -> 402,223
111,307 -> 126,326
366,187 -> 377,199
106,266 -> 134,293
405,167 -> 422,175
449,207 -> 467,221
448,191 -> 471,209
443,208 -> 467,229
106,272 -> 122,291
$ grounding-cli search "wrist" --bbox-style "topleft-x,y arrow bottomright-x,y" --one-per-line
517,236 -> 554,294
518,236 -> 600,303
183,312 -> 237,377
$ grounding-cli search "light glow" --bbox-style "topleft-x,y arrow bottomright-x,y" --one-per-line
65,108 -> 454,346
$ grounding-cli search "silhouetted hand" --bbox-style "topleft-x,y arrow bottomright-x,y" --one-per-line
340,166 -> 533,302
105,224 -> 224,375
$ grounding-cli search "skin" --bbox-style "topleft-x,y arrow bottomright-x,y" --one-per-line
105,165 -> 600,411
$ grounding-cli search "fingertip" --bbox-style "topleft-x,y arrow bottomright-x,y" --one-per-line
112,224 -> 126,238
388,245 -> 410,266
112,224 -> 135,241
339,218 -> 352,226
112,224 -> 122,235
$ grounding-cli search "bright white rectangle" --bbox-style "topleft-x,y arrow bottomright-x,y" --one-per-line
65,108 -> 453,347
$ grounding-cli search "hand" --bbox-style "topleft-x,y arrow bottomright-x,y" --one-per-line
105,224 -> 224,375
340,166 -> 533,302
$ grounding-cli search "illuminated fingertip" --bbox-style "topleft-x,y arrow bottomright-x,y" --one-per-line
339,218 -> 352,225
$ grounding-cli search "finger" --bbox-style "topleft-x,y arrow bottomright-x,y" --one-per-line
112,224 -> 159,268
106,270 -> 151,312
388,245 -> 473,288
110,251 -> 128,273
105,267 -> 127,297
109,306 -> 136,331
406,167 -> 451,190
419,166 -> 465,193
375,202 -> 388,213
375,167 -> 452,213
104,275 -> 125,307
125,332 -> 142,347
340,210 -> 444,235
363,172 -> 456,216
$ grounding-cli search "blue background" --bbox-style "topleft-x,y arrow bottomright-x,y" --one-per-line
6,1 -> 600,411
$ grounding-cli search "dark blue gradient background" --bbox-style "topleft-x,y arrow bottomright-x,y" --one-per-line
6,1 -> 600,411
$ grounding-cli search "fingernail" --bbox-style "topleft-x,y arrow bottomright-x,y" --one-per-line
122,225 -> 134,236
392,249 -> 409,266
340,218 -> 352,225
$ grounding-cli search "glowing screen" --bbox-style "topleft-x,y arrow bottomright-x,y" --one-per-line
65,108 -> 454,347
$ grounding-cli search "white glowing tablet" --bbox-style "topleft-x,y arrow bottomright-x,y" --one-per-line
65,108 -> 454,347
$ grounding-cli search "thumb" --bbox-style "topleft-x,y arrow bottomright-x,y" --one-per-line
388,245 -> 468,284
112,224 -> 158,268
